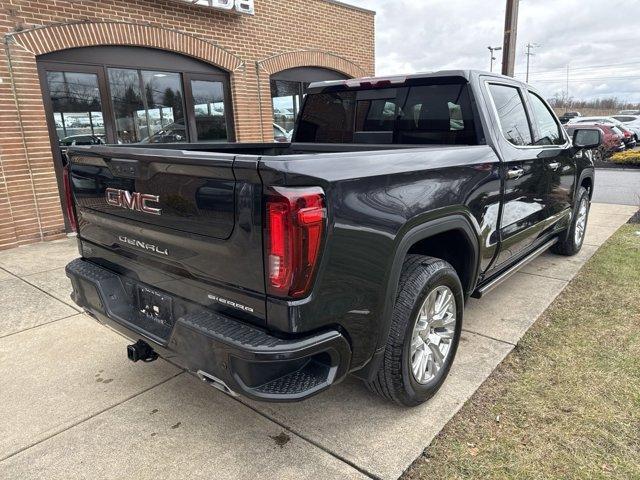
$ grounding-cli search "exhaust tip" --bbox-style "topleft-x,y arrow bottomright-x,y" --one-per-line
197,370 -> 238,397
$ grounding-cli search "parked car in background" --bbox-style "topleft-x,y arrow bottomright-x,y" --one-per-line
611,115 -> 640,142
273,123 -> 292,143
559,111 -> 581,124
59,134 -> 106,146
618,109 -> 640,115
565,123 -> 623,161
568,116 -> 637,148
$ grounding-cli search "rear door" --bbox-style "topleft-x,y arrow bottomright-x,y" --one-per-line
67,146 -> 267,321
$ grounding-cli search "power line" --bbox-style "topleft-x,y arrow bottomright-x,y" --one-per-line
515,59 -> 640,76
531,75 -> 640,83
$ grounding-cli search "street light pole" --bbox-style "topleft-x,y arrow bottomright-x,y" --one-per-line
488,46 -> 502,73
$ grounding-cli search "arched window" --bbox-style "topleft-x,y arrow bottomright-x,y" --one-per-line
38,46 -> 234,146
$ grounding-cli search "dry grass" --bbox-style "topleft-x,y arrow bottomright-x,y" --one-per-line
403,224 -> 640,480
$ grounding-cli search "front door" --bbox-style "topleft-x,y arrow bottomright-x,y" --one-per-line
484,81 -> 549,270
525,90 -> 576,218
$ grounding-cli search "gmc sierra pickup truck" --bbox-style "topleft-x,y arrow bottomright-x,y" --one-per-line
65,70 -> 601,406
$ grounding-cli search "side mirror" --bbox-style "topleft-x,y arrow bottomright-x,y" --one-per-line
573,128 -> 602,149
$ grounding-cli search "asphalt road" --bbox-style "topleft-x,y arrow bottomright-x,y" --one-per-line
592,168 -> 640,206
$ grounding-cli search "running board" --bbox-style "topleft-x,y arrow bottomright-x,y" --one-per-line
472,238 -> 558,299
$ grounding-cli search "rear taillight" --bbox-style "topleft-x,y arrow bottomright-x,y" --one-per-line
62,163 -> 78,232
265,187 -> 326,298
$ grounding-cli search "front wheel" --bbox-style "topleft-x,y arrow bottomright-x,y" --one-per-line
366,255 -> 463,406
552,186 -> 590,256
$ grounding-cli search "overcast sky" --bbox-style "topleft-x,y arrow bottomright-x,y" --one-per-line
344,0 -> 640,103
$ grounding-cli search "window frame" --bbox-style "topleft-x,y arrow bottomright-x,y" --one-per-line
39,56 -> 235,146
484,81 -> 535,149
183,72 -> 236,143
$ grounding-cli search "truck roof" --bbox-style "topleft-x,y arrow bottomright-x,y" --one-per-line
307,70 -> 526,93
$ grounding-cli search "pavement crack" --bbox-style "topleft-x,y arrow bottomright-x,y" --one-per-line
0,266 -> 82,313
0,371 -> 184,463
0,313 -> 82,340
518,271 -> 571,282
461,328 -> 516,347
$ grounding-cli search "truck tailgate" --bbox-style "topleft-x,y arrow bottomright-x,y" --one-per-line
66,146 -> 266,323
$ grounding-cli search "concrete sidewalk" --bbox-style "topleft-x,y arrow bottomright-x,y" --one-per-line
0,203 -> 637,480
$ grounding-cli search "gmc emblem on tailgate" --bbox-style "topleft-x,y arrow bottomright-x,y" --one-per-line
105,188 -> 162,216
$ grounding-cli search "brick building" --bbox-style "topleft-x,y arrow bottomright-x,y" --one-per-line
0,0 -> 375,249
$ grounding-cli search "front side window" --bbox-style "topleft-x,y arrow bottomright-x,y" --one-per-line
488,84 -> 532,146
529,92 -> 564,145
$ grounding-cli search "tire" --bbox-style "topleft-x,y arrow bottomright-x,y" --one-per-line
366,255 -> 464,406
592,148 -> 603,162
552,186 -> 590,256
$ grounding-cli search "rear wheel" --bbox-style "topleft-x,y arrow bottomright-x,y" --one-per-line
552,186 -> 590,256
366,255 -> 463,406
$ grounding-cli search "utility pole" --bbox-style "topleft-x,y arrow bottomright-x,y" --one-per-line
488,46 -> 502,72
565,65 -> 570,110
501,0 -> 519,77
525,42 -> 539,83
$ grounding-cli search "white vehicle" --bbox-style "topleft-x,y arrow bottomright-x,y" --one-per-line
618,109 -> 640,115
568,116 -> 638,145
612,115 -> 640,141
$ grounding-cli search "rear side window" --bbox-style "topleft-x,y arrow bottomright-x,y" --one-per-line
488,84 -> 532,146
528,92 -> 565,145
295,81 -> 478,145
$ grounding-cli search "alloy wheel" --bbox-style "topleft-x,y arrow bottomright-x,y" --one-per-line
410,286 -> 457,384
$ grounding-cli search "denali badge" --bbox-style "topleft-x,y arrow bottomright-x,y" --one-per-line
207,294 -> 254,313
106,188 -> 162,216
118,235 -> 168,256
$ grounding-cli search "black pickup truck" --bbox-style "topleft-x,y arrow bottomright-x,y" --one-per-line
65,70 -> 601,406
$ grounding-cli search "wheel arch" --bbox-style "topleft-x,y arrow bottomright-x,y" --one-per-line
578,167 -> 595,199
376,215 -> 480,352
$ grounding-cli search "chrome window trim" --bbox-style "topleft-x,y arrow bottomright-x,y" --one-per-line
484,80 -> 570,150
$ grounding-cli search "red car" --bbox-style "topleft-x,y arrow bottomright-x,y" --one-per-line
565,123 -> 624,160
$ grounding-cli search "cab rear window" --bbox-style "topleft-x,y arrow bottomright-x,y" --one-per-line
294,80 -> 478,145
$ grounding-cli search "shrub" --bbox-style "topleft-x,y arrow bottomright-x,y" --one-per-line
610,150 -> 640,165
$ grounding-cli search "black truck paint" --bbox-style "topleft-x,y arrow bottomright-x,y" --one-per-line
65,71 -> 597,404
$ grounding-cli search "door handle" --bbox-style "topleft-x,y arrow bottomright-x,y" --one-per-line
506,167 -> 525,180
548,162 -> 561,170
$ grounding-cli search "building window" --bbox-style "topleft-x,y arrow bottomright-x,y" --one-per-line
269,67 -> 348,141
271,80 -> 306,135
190,79 -> 228,141
39,46 -> 234,148
107,68 -> 187,144
46,71 -> 106,146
